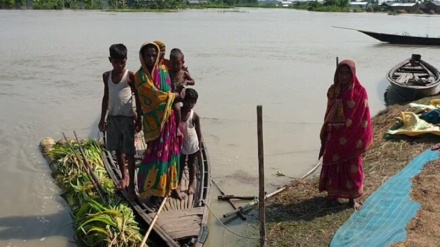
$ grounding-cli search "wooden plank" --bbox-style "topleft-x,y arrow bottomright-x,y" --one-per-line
176,197 -> 181,210
131,204 -> 179,247
149,207 -> 204,219
164,197 -> 172,212
164,201 -> 170,211
168,228 -> 201,240
170,197 -> 177,211
181,195 -> 186,210
163,223 -> 200,235
187,193 -> 194,209
394,72 -> 429,77
157,215 -> 202,228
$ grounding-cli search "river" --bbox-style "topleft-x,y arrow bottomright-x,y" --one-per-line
1,8 -> 440,247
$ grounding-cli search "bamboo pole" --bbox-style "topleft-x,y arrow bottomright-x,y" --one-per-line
257,105 -> 266,247
141,196 -> 168,247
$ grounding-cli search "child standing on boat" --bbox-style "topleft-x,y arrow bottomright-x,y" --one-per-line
98,44 -> 141,200
169,48 -> 195,137
178,88 -> 203,196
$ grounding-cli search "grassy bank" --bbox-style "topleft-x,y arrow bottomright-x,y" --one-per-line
265,96 -> 440,247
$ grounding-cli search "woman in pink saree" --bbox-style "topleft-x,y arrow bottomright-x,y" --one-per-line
319,60 -> 373,210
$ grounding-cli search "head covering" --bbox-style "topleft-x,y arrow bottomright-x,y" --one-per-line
153,40 -> 166,50
139,42 -> 160,79
328,60 -> 357,100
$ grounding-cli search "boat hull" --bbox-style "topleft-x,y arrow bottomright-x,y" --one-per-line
360,30 -> 440,46
102,132 -> 211,247
386,58 -> 440,101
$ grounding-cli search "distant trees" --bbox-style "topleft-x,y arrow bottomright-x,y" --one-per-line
305,0 -> 350,11
324,0 -> 348,8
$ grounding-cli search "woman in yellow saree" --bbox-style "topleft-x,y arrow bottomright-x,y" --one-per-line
135,42 -> 184,205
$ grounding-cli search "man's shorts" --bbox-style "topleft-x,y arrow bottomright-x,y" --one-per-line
106,115 -> 135,155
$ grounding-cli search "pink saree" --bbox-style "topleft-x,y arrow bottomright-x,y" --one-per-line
318,60 -> 373,199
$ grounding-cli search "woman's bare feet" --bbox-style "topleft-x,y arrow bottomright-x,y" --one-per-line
149,196 -> 163,210
117,176 -> 129,190
171,189 -> 186,200
349,198 -> 362,210
126,187 -> 137,201
188,185 -> 195,195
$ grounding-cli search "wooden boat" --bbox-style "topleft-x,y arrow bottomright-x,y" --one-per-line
101,132 -> 211,247
332,26 -> 440,46
386,54 -> 440,100
358,30 -> 440,46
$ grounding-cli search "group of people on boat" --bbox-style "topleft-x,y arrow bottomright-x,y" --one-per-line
99,41 -> 203,207
98,39 -> 372,211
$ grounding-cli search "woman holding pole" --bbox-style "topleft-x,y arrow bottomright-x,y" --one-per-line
318,60 -> 373,210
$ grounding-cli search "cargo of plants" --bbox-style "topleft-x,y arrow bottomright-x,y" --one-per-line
39,135 -> 145,247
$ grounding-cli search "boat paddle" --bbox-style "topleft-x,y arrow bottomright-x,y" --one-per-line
212,179 -> 247,220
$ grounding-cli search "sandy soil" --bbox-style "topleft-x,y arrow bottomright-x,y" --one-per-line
393,160 -> 440,247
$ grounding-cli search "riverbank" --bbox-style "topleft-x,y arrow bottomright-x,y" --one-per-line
265,96 -> 440,246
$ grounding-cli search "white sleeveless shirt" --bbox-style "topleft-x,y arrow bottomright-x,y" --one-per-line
182,110 -> 199,155
107,70 -> 135,117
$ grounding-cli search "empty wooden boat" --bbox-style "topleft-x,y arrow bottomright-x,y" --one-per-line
332,26 -> 440,46
102,132 -> 211,247
386,54 -> 440,100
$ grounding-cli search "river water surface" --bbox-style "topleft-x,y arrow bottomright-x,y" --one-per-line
1,9 -> 440,247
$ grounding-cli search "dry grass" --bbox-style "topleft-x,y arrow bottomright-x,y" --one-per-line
392,160 -> 440,247
266,97 -> 440,247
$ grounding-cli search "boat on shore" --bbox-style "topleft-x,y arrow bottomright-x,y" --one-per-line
332,26 -> 440,46
386,54 -> 440,100
101,131 -> 211,247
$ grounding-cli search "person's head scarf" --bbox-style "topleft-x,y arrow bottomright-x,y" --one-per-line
153,40 -> 166,50
153,40 -> 167,63
328,60 -> 358,99
139,42 -> 160,79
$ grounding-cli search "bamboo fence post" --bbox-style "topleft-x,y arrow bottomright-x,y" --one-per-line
257,105 -> 266,247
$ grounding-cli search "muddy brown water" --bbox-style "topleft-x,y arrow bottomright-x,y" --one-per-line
1,9 -> 440,247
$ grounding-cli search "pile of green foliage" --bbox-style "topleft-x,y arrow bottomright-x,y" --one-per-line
42,138 -> 142,247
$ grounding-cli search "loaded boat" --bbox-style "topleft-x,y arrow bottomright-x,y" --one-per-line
102,131 -> 211,247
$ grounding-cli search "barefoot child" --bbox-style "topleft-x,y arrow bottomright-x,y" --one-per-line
178,88 -> 203,195
98,44 -> 142,200
169,48 -> 195,136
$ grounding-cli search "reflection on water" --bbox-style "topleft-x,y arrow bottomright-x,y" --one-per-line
383,85 -> 413,106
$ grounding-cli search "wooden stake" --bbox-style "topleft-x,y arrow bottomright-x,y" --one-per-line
257,105 -> 266,247
141,196 -> 168,247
